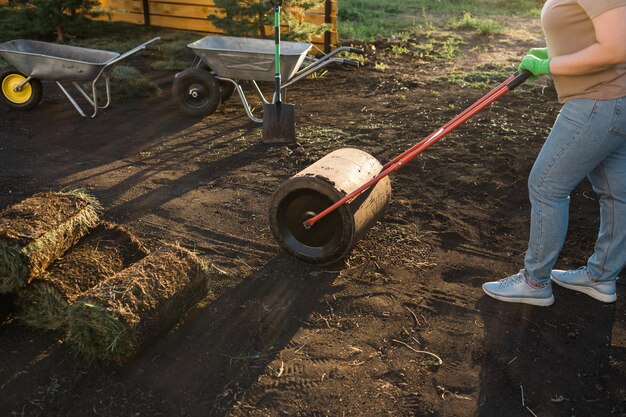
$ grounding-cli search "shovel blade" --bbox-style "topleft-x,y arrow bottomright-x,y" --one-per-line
263,103 -> 296,144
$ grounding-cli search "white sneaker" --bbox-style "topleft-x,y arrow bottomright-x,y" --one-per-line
482,270 -> 554,306
550,267 -> 617,303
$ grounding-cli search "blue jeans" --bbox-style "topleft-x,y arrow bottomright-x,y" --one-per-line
524,97 -> 626,285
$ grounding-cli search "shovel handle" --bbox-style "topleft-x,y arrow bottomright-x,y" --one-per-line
302,70 -> 532,229
272,0 -> 283,103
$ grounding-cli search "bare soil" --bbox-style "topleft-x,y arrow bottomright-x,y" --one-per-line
1,18 -> 625,417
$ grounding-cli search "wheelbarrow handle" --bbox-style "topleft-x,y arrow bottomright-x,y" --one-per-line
348,47 -> 365,54
104,37 -> 161,68
144,44 -> 160,52
341,58 -> 360,67
302,70 -> 533,229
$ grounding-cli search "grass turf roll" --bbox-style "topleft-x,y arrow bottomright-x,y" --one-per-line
65,244 -> 209,363
0,190 -> 101,294
17,222 -> 149,331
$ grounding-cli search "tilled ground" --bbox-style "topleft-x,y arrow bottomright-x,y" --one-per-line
0,17 -> 625,417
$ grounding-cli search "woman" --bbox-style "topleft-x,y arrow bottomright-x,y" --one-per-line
482,0 -> 626,306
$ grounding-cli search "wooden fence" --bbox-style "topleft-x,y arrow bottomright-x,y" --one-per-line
95,0 -> 338,53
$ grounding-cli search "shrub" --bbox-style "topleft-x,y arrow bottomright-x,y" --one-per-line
208,0 -> 330,42
14,0 -> 101,43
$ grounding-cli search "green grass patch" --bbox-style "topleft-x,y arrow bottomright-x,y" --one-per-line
411,33 -> 463,61
444,66 -> 514,89
83,65 -> 161,100
374,62 -> 390,71
339,0 -> 542,41
148,32 -> 199,70
411,0 -> 542,16
380,31 -> 463,62
449,12 -> 504,35
109,66 -> 162,98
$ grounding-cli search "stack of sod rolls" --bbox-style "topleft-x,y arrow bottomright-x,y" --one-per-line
17,222 -> 149,331
0,191 -> 101,294
65,244 -> 209,363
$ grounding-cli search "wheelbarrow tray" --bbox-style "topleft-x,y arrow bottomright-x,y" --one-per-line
188,35 -> 312,82
0,40 -> 120,82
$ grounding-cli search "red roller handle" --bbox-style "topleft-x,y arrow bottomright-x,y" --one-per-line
302,71 -> 532,229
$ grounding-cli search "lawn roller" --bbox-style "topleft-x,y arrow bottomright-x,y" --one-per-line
269,70 -> 532,265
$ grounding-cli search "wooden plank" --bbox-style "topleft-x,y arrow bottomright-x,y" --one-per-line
96,12 -> 214,32
100,1 -> 326,21
101,0 -> 216,7
100,0 -> 221,15
151,2 -> 224,19
95,11 -> 145,24
95,0 -> 339,49
97,3 -> 223,29
300,14 -> 337,26
98,0 -> 142,13
308,0 -> 337,15
149,14 -> 222,32
311,30 -> 337,45
98,11 -> 336,33
99,0 -> 138,9
152,0 -> 218,6
99,0 -> 335,16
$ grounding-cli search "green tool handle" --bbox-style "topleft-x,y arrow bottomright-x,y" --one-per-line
273,1 -> 282,104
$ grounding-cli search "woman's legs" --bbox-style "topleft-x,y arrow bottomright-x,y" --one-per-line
525,98 -> 626,284
586,131 -> 626,281
549,147 -> 626,303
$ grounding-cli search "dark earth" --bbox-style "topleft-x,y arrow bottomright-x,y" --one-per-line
1,17 -> 625,417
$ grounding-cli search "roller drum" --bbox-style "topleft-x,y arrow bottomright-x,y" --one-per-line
269,148 -> 392,265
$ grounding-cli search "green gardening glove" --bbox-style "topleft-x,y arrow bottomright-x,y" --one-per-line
528,47 -> 548,60
518,50 -> 551,80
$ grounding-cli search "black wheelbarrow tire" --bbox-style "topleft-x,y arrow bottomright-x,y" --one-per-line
218,80 -> 236,102
0,66 -> 43,111
197,63 -> 235,103
172,68 -> 221,117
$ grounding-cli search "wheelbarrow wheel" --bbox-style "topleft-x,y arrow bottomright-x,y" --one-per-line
198,63 -> 235,102
172,68 -> 221,117
218,80 -> 236,102
0,66 -> 43,110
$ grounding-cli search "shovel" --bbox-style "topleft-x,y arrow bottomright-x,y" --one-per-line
262,0 -> 296,144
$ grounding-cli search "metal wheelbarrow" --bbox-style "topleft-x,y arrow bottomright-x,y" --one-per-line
172,35 -> 363,122
0,37 -> 160,117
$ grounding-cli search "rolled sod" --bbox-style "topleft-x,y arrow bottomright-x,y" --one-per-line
17,222 -> 149,331
0,191 -> 101,294
65,244 -> 209,363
